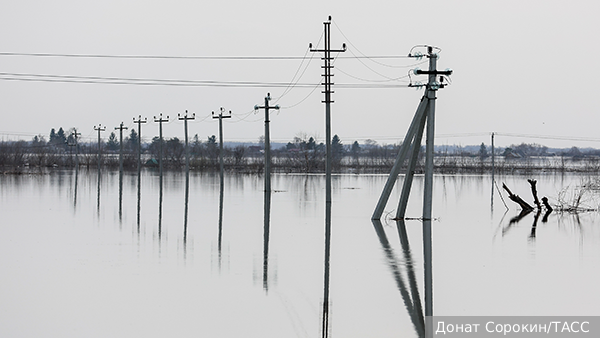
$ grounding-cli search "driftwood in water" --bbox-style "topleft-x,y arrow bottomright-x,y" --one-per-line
502,183 -> 534,211
541,197 -> 553,212
527,179 -> 542,209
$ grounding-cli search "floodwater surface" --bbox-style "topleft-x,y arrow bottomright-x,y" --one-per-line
1,170 -> 599,337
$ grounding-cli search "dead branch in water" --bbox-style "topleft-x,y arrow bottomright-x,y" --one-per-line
502,183 -> 534,211
527,179 -> 542,209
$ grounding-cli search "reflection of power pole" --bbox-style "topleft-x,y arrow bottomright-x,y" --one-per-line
178,110 -> 195,173
154,113 -> 169,177
254,93 -> 279,192
94,124 -> 106,174
133,115 -> 147,174
115,122 -> 128,173
212,108 -> 231,183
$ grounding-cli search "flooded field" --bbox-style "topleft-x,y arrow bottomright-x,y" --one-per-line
1,170 -> 599,337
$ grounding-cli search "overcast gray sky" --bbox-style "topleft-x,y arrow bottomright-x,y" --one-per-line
1,0 -> 599,148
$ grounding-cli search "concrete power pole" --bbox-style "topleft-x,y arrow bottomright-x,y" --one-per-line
371,46 -> 452,321
310,15 -> 346,208
115,122 -> 128,173
178,110 -> 195,173
94,124 -> 106,174
68,129 -> 81,168
309,16 -> 346,338
133,115 -> 147,174
212,108 -> 231,183
254,93 -> 279,192
153,113 -> 169,177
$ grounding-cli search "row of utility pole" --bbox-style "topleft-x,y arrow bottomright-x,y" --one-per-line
62,16 -> 451,338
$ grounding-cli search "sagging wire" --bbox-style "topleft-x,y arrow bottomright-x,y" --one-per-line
335,66 -> 411,83
272,30 -> 323,104
332,19 -> 414,68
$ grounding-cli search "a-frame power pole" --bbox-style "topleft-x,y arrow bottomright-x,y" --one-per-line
372,46 -> 452,320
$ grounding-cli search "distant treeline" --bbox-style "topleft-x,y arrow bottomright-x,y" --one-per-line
1,128 -> 600,174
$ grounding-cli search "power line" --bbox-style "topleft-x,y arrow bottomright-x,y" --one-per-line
0,72 -> 411,88
0,52 -> 412,60
0,72 -> 321,87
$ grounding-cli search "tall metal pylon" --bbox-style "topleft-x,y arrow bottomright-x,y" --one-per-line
371,46 -> 452,319
254,93 -> 279,192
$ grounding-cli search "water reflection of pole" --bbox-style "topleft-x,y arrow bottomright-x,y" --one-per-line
218,171 -> 224,268
371,219 -> 425,337
137,170 -> 141,235
262,189 -> 272,292
491,132 -> 495,212
97,169 -> 101,215
183,170 -> 190,255
321,200 -> 332,338
119,168 -> 123,222
158,170 -> 163,241
73,166 -> 78,209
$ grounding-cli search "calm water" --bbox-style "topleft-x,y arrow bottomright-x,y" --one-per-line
1,170 -> 599,337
